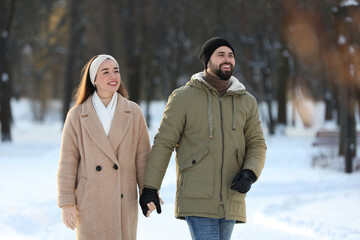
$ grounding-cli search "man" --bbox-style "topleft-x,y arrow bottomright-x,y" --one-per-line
140,37 -> 266,240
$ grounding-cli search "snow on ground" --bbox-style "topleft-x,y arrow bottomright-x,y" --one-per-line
0,98 -> 359,240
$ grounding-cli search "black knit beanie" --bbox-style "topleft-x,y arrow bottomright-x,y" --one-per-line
199,37 -> 235,69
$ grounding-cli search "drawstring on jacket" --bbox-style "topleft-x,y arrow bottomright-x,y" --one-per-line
189,73 -> 246,138
207,91 -> 214,138
207,91 -> 237,138
232,96 -> 236,130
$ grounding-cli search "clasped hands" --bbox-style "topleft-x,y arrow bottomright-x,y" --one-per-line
139,188 -> 164,217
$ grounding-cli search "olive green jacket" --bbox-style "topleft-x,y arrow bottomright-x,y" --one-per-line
144,71 -> 266,223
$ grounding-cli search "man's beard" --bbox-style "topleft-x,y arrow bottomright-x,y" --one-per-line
208,62 -> 233,80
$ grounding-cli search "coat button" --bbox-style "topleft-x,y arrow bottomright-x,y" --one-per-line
121,194 -> 124,198
192,160 -> 196,165
96,166 -> 102,171
113,164 -> 118,170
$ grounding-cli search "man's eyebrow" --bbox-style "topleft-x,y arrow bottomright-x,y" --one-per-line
217,51 -> 234,55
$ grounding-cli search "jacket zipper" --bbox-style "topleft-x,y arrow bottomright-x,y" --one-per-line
219,97 -> 224,206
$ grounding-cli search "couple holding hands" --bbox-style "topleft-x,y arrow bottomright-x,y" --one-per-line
57,37 -> 266,240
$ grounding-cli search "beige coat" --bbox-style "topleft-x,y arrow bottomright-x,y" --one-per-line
57,93 -> 150,240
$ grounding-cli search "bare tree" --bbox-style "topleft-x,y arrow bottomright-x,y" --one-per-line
63,0 -> 85,120
0,0 -> 17,142
117,0 -> 143,103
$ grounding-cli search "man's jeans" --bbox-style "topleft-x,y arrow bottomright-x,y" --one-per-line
185,216 -> 235,240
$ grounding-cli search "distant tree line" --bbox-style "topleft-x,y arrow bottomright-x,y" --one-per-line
1,0 -> 360,158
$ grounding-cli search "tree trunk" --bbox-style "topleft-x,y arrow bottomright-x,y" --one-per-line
263,68 -> 275,134
341,92 -> 356,173
324,89 -> 333,121
119,0 -> 142,103
339,87 -> 356,164
277,50 -> 289,125
0,66 -> 12,142
62,0 -> 84,121
0,0 -> 16,142
102,0 -> 114,53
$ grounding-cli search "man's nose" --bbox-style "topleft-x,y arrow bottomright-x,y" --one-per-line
224,56 -> 231,62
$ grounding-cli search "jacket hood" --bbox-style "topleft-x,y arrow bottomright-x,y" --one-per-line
187,71 -> 246,95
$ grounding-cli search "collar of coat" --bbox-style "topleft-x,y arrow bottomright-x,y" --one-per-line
185,72 -> 247,138
187,71 -> 246,96
80,93 -> 132,163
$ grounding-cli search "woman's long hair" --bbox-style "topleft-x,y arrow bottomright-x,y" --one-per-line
73,55 -> 129,105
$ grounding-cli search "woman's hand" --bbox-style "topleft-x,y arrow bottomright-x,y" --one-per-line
146,196 -> 164,217
61,205 -> 77,230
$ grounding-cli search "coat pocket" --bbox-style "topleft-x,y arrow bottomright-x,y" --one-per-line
229,189 -> 246,202
228,149 -> 245,202
178,147 -> 210,172
179,147 -> 213,198
75,177 -> 87,209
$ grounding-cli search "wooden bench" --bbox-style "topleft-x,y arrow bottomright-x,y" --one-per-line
312,130 -> 360,147
312,129 -> 360,172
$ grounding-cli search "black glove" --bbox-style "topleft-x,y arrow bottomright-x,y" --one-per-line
139,187 -> 162,217
231,170 -> 257,194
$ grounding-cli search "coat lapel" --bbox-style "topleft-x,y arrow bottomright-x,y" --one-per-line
108,94 -> 132,153
80,96 -> 118,163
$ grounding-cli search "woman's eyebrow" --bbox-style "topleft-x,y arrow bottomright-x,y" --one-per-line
100,66 -> 119,71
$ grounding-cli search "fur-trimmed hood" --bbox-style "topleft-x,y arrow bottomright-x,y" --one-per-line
188,71 -> 246,94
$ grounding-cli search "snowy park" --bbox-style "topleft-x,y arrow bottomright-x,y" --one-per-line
2,0 -> 360,239
0,99 -> 359,240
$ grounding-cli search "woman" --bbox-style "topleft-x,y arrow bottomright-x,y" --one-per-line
57,54 -> 150,239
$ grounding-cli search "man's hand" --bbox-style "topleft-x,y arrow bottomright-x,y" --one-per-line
139,188 -> 163,217
61,205 -> 77,230
231,170 -> 257,194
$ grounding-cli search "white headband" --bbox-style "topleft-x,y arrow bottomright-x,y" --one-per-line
89,54 -> 119,86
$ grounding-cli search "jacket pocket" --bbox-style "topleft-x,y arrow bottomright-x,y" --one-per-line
75,177 -> 87,209
228,149 -> 241,178
229,189 -> 246,202
228,149 -> 245,202
180,147 -> 213,198
178,147 -> 210,172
